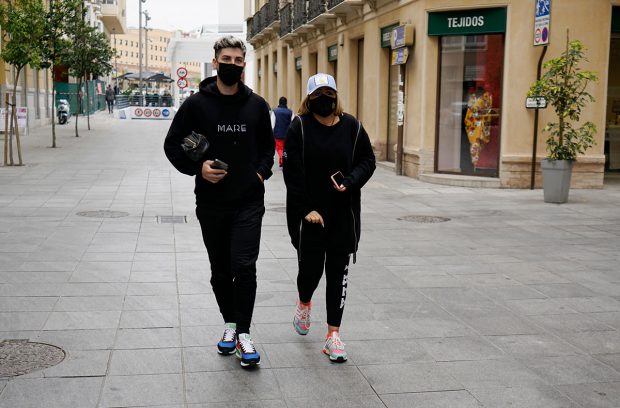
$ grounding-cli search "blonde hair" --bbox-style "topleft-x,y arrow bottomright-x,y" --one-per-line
297,93 -> 344,116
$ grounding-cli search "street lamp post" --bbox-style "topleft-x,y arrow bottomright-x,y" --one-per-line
143,10 -> 151,92
138,0 -> 146,105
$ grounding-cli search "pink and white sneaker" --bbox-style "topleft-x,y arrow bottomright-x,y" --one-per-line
323,332 -> 348,362
293,300 -> 311,335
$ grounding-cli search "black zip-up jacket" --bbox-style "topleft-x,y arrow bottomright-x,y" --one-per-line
283,113 -> 376,255
164,77 -> 275,209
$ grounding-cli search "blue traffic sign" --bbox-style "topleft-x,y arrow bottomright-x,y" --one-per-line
536,0 -> 550,18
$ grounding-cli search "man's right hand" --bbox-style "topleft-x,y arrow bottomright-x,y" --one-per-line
202,160 -> 227,183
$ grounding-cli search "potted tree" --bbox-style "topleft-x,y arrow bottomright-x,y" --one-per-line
528,33 -> 598,203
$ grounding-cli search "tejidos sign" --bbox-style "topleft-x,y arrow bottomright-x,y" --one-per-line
428,7 -> 507,36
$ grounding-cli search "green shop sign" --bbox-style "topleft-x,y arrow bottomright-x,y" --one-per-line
428,7 -> 506,36
380,23 -> 399,48
613,6 -> 620,33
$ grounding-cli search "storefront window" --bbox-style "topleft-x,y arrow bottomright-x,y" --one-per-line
436,34 -> 504,176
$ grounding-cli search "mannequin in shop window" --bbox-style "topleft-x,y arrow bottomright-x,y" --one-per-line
464,86 -> 493,169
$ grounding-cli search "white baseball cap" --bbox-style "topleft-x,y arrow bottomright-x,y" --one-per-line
306,73 -> 337,95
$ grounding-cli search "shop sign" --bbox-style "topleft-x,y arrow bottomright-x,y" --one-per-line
391,47 -> 409,65
295,57 -> 302,71
613,6 -> 620,33
381,24 -> 399,48
525,96 -> 547,109
534,0 -> 551,46
428,8 -> 506,36
390,25 -> 414,49
328,45 -> 338,62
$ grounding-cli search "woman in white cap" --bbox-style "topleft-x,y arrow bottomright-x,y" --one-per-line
283,73 -> 375,362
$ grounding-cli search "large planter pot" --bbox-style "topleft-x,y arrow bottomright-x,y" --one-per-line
541,159 -> 574,203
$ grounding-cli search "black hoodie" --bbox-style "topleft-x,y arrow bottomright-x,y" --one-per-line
164,76 -> 275,209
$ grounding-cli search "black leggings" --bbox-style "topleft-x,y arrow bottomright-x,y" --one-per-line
297,223 -> 350,327
196,202 -> 265,335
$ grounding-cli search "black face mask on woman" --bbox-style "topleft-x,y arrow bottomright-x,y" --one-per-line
308,94 -> 336,117
217,62 -> 244,86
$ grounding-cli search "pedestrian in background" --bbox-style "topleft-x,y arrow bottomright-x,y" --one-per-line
272,96 -> 293,167
105,85 -> 115,114
164,35 -> 275,368
283,73 -> 375,362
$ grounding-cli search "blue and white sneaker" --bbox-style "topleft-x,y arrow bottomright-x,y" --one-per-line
235,333 -> 260,368
217,323 -> 237,355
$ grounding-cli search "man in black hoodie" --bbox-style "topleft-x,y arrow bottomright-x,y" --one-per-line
164,36 -> 274,368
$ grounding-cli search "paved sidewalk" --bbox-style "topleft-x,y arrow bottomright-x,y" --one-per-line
1,113 -> 620,407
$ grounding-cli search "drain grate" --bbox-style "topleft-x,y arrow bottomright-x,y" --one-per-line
267,206 -> 287,213
397,215 -> 451,223
77,210 -> 129,218
0,340 -> 65,377
157,215 -> 187,224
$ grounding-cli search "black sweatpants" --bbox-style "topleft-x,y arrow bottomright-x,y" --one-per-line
106,100 -> 114,113
297,222 -> 351,327
196,202 -> 265,335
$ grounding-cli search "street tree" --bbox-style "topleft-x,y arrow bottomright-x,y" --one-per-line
42,0 -> 81,147
62,5 -> 114,136
0,0 -> 47,165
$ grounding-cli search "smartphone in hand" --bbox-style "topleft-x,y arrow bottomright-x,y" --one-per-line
211,159 -> 229,171
331,171 -> 345,188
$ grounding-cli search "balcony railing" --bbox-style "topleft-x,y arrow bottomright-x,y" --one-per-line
280,3 -> 293,37
252,13 -> 261,38
292,0 -> 307,30
246,17 -> 254,41
308,0 -> 327,22
266,0 -> 279,26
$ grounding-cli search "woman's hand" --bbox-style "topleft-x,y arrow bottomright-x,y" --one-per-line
333,184 -> 347,192
202,160 -> 227,183
304,210 -> 324,227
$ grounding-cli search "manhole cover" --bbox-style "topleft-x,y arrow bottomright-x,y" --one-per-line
267,206 -> 287,213
0,340 -> 65,377
157,215 -> 187,224
76,210 -> 129,218
397,215 -> 451,223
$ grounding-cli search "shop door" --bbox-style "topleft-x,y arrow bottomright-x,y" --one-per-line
436,34 -> 504,177
606,7 -> 620,172
386,64 -> 400,162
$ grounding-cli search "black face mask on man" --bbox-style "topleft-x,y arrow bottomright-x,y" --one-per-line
308,94 -> 336,117
217,62 -> 244,86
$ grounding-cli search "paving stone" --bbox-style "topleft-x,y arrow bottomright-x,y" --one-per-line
101,374 -> 183,407
32,349 -> 110,378
437,359 -> 546,388
115,328 -> 181,349
593,353 -> 620,372
561,331 -> 620,354
0,297 -> 58,312
519,355 -> 620,385
109,348 -> 182,375
381,390 -> 483,408
186,370 -> 282,403
503,298 -> 579,315
417,336 -> 505,361
54,295 -> 124,311
359,362 -> 462,394
119,309 -> 179,328
0,377 -> 103,408
0,312 -> 48,331
43,311 -> 121,330
529,313 -> 616,333
487,334 -> 584,357
284,395 -> 385,408
36,329 -> 116,350
184,345 -> 271,371
468,385 -> 581,408
123,295 -> 179,311
556,382 -> 620,408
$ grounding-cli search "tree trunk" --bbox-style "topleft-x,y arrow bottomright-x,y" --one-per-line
10,68 -> 24,165
3,93 -> 9,166
51,82 -> 56,148
86,78 -> 91,130
74,78 -> 81,137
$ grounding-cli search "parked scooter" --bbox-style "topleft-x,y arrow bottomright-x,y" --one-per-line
57,99 -> 70,124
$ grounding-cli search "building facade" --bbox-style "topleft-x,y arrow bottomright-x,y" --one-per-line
0,0 -> 127,127
246,0 -> 620,188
